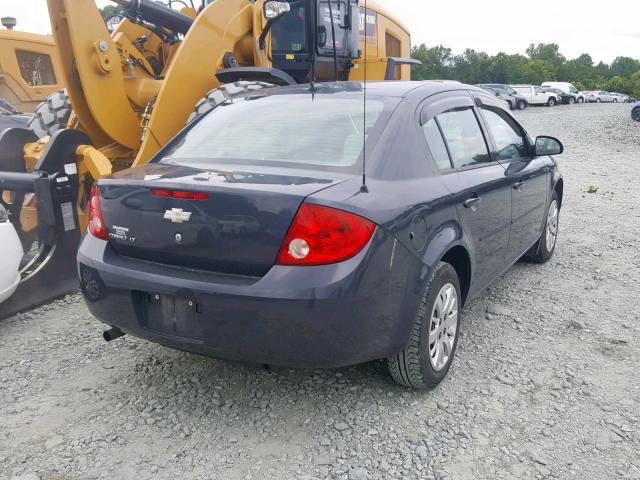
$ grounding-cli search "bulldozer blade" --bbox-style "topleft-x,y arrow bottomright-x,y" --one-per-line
0,128 -> 88,319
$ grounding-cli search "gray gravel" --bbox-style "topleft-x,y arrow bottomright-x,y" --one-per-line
1,103 -> 639,480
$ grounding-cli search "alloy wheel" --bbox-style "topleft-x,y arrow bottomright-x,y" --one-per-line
428,283 -> 459,372
546,200 -> 559,252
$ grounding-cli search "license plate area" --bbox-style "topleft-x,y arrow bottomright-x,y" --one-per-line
143,293 -> 203,341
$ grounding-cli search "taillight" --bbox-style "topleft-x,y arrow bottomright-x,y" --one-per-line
151,189 -> 209,200
276,204 -> 375,266
88,185 -> 108,240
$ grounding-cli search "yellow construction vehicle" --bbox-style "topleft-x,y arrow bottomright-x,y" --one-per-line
0,0 -> 416,317
0,16 -> 71,139
0,16 -> 65,112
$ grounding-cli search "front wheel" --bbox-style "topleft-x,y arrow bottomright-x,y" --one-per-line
516,100 -> 528,110
632,108 -> 640,122
596,98 -> 601,103
388,262 -> 461,389
577,97 -> 584,104
613,98 -> 618,103
547,97 -> 556,107
187,81 -> 275,124
523,191 -> 560,264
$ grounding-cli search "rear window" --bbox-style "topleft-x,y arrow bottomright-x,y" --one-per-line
162,92 -> 398,170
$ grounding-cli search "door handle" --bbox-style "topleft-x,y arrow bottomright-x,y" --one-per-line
513,181 -> 525,190
463,195 -> 482,209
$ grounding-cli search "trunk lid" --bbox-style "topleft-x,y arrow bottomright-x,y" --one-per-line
99,164 -> 343,276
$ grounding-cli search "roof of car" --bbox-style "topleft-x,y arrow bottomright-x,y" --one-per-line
259,81 -> 474,99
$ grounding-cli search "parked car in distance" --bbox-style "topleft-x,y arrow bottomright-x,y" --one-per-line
0,205 -> 23,304
610,92 -> 630,103
632,102 -> 640,121
78,81 -> 565,390
542,87 -> 576,105
511,84 -> 558,106
476,85 -> 516,110
478,83 -> 528,110
541,82 -> 585,103
584,91 -> 615,103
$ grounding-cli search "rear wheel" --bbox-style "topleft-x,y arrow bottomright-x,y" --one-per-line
632,108 -> 640,122
388,262 -> 461,389
596,98 -> 601,103
577,97 -> 584,104
26,89 -> 72,139
568,97 -> 575,105
187,81 -> 275,124
613,98 -> 618,103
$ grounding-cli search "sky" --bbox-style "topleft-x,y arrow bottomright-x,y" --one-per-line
3,0 -> 639,64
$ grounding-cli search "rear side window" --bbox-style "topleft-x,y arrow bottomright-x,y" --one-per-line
422,119 -> 452,171
163,93 -> 397,170
15,50 -> 56,86
435,108 -> 491,169
480,108 -> 529,161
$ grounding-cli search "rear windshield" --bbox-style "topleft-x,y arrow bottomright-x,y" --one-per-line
160,92 -> 398,171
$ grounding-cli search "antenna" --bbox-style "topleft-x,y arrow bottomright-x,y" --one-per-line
360,0 -> 368,193
327,0 -> 338,81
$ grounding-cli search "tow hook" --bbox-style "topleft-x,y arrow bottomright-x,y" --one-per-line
103,327 -> 125,342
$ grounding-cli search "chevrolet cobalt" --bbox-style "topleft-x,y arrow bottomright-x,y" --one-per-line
78,81 -> 564,389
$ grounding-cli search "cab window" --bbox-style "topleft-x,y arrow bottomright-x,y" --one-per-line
480,107 -> 529,161
15,50 -> 57,86
435,108 -> 491,169
271,4 -> 307,53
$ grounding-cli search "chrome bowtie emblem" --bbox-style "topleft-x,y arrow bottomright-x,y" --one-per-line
163,208 -> 192,224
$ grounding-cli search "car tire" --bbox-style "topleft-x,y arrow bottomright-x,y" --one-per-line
523,191 -> 560,264
516,100 -> 527,110
632,108 -> 640,122
26,89 -> 72,139
577,97 -> 584,104
388,261 -> 461,390
547,97 -> 556,107
596,98 -> 601,103
613,98 -> 618,103
568,97 -> 575,105
187,81 -> 275,124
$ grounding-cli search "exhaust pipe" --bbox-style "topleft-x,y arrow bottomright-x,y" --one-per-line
103,327 -> 125,342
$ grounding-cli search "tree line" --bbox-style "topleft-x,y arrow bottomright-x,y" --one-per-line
411,43 -> 640,97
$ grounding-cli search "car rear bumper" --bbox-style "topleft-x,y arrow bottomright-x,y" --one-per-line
77,232 -> 423,368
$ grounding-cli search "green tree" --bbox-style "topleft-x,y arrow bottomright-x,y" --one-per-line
519,60 -> 556,85
99,5 -> 123,21
630,71 -> 640,98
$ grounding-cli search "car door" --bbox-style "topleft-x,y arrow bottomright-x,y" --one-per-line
533,86 -> 547,104
420,92 -> 512,292
475,102 -> 551,262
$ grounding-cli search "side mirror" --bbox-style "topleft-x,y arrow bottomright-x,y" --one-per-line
534,136 -> 563,156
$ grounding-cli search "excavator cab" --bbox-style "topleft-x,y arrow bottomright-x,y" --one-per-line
269,0 -> 360,83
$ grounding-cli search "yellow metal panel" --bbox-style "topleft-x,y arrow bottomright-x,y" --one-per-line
133,0 -> 258,166
48,0 -> 141,149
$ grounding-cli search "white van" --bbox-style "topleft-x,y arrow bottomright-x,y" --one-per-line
541,82 -> 585,103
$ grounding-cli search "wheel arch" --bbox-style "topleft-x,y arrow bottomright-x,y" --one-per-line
441,245 -> 472,306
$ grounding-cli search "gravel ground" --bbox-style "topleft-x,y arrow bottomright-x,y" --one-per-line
1,103 -> 639,480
